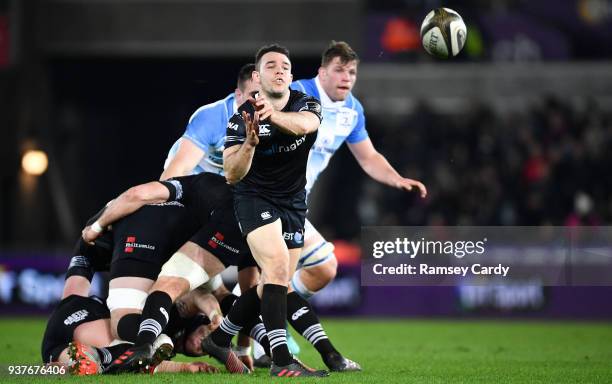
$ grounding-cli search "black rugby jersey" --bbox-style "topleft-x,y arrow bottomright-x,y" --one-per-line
224,89 -> 321,198
160,173 -> 231,223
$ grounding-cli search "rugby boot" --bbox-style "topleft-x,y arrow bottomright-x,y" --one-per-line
270,357 -> 329,377
103,343 -> 154,374
67,341 -> 102,375
323,351 -> 361,372
201,336 -> 250,374
143,335 -> 175,374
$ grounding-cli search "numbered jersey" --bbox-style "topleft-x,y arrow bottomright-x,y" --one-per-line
164,93 -> 236,175
291,77 -> 368,196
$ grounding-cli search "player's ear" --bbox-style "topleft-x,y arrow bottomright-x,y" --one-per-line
289,73 -> 293,82
252,70 -> 261,84
318,66 -> 326,79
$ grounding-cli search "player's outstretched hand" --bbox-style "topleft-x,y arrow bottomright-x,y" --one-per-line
242,111 -> 260,148
182,361 -> 219,374
396,177 -> 428,198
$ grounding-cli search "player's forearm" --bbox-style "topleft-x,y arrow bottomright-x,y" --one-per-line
224,145 -> 255,184
160,161 -> 190,180
96,183 -> 168,227
360,152 -> 403,187
155,361 -> 191,373
160,142 -> 204,180
270,111 -> 319,136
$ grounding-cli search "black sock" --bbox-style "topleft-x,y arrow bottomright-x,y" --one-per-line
261,284 -> 291,366
241,317 -> 271,356
287,291 -> 338,357
95,344 -> 130,369
116,313 -> 141,343
220,293 -> 239,316
211,286 -> 260,347
135,291 -> 172,346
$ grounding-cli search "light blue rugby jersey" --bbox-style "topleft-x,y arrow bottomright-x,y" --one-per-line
164,93 -> 236,176
291,77 -> 368,195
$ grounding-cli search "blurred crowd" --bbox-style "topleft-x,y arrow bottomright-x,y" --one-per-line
319,97 -> 612,238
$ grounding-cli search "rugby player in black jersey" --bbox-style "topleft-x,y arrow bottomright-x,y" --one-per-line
84,174 -> 360,376
206,43 -> 327,378
78,173 -> 255,373
42,231 -> 221,375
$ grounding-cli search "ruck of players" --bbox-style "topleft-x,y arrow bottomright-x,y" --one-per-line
42,41 -> 427,378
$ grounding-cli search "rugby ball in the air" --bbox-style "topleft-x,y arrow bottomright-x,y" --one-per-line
420,8 -> 467,59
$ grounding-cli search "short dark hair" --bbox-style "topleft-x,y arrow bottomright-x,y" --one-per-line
237,63 -> 255,91
255,44 -> 290,70
321,41 -> 359,67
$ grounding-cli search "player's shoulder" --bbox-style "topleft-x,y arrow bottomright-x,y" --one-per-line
188,93 -> 235,124
288,89 -> 322,118
226,107 -> 248,138
346,93 -> 365,114
291,78 -> 319,98
289,88 -> 320,105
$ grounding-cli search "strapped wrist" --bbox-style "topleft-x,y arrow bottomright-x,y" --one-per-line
91,221 -> 104,233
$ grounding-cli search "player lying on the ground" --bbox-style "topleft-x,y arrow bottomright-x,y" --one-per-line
42,233 -> 220,375
81,169 -> 359,374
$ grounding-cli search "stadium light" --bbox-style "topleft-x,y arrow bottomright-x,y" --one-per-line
21,149 -> 48,176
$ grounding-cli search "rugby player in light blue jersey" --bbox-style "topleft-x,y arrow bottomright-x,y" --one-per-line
161,64 -> 260,180
289,41 -> 427,298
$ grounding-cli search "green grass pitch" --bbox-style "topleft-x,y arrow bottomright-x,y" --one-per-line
0,318 -> 610,383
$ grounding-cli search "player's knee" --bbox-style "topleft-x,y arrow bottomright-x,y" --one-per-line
153,276 -> 190,299
317,255 -> 338,284
304,253 -> 337,287
264,262 -> 289,285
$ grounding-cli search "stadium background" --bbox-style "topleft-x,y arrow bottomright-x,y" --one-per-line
0,0 -> 611,381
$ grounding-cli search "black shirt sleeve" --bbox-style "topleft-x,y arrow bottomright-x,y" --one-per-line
158,175 -> 199,203
158,180 -> 182,202
225,113 -> 247,149
291,93 -> 322,122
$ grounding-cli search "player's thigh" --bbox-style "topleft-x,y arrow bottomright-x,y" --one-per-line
73,319 -> 114,348
298,219 -> 336,270
303,218 -> 325,247
246,219 -> 290,279
174,241 -> 225,278
155,242 -> 224,298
